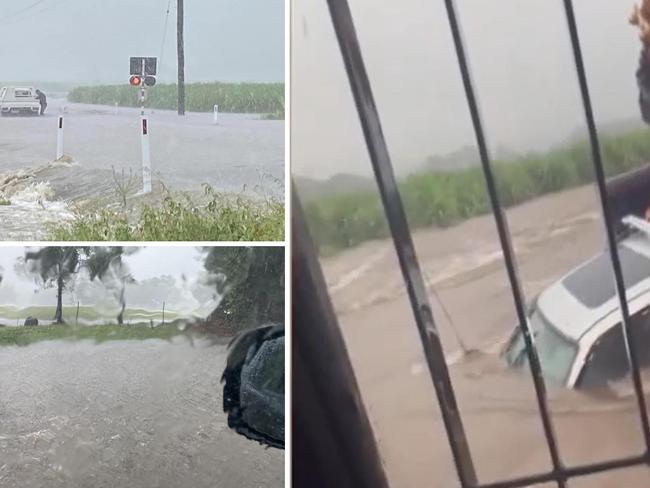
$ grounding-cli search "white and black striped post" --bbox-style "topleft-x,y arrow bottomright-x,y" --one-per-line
56,114 -> 64,160
141,115 -> 152,194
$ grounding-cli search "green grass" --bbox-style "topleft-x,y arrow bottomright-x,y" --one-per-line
0,197 -> 10,206
68,82 -> 285,118
49,189 -> 285,241
0,305 -> 178,323
0,323 -> 185,347
304,129 -> 650,255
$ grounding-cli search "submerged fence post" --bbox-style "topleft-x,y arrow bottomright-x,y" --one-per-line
75,301 -> 80,327
56,115 -> 64,160
141,116 -> 152,194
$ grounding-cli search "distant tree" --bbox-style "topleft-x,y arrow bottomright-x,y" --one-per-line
84,247 -> 137,325
203,247 -> 284,334
23,247 -> 82,324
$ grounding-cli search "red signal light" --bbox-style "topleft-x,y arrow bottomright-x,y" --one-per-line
129,75 -> 142,86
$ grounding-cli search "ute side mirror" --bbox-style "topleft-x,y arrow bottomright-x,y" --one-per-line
221,324 -> 285,449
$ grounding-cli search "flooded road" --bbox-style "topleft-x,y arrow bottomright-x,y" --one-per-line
0,97 -> 284,239
0,337 -> 283,488
319,185 -> 650,487
0,97 -> 284,197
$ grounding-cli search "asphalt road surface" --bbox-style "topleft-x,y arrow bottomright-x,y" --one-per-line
0,337 -> 284,488
0,97 -> 284,198
319,184 -> 650,487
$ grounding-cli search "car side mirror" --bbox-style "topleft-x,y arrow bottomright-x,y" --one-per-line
221,324 -> 285,449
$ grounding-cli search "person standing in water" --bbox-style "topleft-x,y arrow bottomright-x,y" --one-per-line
35,89 -> 47,115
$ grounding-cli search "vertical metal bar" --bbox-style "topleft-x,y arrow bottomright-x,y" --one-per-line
325,0 -> 478,485
562,0 -> 650,453
441,1 -> 566,486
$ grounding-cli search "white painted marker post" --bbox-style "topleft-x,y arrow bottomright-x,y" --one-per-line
213,104 -> 219,125
56,115 -> 64,160
141,115 -> 152,194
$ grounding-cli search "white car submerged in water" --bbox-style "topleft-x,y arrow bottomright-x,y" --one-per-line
505,215 -> 650,389
0,86 -> 41,116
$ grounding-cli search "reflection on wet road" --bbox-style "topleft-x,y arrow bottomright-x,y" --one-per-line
0,337 -> 283,488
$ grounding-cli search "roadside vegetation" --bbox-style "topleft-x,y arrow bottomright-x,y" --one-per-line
49,185 -> 284,241
0,322 -> 185,347
304,129 -> 650,255
0,305 -> 177,324
68,82 -> 285,118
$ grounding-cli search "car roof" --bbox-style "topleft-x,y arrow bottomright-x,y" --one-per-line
537,231 -> 650,343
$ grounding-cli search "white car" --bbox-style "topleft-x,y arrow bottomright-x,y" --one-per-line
504,215 -> 650,389
0,86 -> 41,116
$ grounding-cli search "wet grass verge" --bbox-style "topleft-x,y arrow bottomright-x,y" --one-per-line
303,129 -> 650,255
0,322 -> 186,347
49,187 -> 284,241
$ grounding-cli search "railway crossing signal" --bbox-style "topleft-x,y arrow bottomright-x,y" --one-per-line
129,57 -> 157,87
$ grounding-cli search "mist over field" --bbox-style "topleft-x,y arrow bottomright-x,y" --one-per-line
292,0 -> 645,179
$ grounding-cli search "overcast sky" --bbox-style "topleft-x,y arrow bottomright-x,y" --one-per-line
0,0 -> 284,84
292,0 -> 645,179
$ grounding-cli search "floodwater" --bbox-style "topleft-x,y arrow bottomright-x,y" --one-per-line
0,337 -> 283,488
0,96 -> 284,240
319,184 -> 650,487
0,97 -> 284,195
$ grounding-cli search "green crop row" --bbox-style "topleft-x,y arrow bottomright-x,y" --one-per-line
303,129 -> 650,254
68,82 -> 284,116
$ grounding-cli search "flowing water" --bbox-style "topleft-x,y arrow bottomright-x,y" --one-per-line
319,184 -> 650,487
0,97 -> 284,240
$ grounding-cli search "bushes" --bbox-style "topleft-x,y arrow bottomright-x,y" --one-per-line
68,82 -> 285,116
49,189 -> 284,241
304,129 -> 650,254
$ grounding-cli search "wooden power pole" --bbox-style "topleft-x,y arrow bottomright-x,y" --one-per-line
177,0 -> 185,115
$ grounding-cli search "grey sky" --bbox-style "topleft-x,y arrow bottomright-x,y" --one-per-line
0,0 -> 284,84
292,0 -> 644,179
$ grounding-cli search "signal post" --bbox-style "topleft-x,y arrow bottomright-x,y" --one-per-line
129,57 -> 157,195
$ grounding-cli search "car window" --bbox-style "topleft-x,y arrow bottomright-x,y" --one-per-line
578,307 -> 650,388
250,336 -> 284,395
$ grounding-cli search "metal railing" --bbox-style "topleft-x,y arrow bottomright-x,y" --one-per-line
302,1 -> 650,486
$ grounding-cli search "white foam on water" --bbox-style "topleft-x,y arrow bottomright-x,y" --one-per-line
0,180 -> 74,240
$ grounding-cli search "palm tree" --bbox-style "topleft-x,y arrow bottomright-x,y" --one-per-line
24,247 -> 81,324
84,247 -> 136,325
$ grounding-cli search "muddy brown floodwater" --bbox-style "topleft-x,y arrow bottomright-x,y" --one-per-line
319,185 -> 650,487
0,337 -> 283,488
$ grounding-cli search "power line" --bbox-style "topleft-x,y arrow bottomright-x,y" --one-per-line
3,0 -> 70,26
1,0 -> 49,21
159,0 -> 173,74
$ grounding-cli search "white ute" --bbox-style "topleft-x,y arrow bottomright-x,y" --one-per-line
0,86 -> 41,116
504,215 -> 650,389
